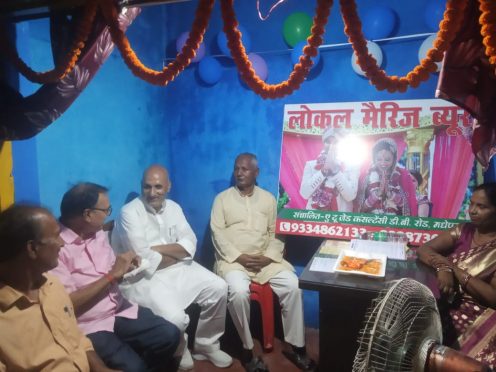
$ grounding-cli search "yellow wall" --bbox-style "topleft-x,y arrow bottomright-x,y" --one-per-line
0,141 -> 14,211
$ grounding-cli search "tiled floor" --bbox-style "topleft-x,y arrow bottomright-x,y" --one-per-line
183,328 -> 319,372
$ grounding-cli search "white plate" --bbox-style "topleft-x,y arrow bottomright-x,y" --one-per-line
123,258 -> 150,279
333,249 -> 387,278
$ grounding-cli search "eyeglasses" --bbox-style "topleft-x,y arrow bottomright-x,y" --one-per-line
90,206 -> 112,216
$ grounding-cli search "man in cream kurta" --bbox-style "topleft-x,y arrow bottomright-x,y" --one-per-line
211,153 -> 315,371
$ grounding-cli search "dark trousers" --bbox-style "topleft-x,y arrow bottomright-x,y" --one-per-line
87,306 -> 180,372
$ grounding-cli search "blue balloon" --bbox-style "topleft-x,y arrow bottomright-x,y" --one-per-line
248,53 -> 268,81
424,0 -> 445,32
291,41 -> 320,67
198,57 -> 222,85
217,25 -> 252,57
362,6 -> 397,40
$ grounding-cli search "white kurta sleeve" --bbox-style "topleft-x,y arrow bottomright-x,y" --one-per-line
112,207 -> 163,276
171,204 -> 197,259
299,161 -> 326,199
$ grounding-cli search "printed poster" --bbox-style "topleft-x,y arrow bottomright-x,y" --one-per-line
276,99 -> 482,245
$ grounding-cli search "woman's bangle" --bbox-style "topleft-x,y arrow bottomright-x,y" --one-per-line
461,271 -> 472,289
434,264 -> 453,273
104,273 -> 116,285
436,267 -> 453,273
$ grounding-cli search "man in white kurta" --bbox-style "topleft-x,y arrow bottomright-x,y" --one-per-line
112,165 -> 232,370
211,153 -> 315,371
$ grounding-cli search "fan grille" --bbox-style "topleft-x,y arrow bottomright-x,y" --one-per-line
353,278 -> 442,372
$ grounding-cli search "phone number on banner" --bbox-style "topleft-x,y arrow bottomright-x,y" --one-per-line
277,220 -> 439,244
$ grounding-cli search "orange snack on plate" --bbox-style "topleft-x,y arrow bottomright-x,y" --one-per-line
338,256 -> 382,275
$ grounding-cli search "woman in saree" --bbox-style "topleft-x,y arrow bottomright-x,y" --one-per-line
418,183 -> 496,368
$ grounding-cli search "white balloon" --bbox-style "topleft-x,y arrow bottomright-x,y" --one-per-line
351,41 -> 383,76
418,34 -> 442,72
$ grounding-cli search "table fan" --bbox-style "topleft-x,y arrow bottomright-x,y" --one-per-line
352,278 -> 491,372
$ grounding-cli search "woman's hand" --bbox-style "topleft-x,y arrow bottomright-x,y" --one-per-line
428,254 -> 453,269
437,270 -> 456,297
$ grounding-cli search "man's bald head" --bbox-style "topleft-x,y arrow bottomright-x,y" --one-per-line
141,165 -> 170,212
142,165 -> 169,184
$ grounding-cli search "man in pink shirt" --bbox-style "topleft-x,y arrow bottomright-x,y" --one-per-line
51,183 -> 180,371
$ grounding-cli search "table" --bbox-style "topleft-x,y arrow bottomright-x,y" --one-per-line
299,248 -> 436,372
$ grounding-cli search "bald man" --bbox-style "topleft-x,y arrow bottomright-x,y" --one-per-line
112,165 -> 232,371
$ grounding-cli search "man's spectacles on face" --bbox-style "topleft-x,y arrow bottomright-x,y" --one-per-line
90,206 -> 112,216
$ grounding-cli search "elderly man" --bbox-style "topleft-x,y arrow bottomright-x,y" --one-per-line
112,165 -> 232,370
211,153 -> 316,371
50,183 -> 180,372
0,204 -> 115,371
299,126 -> 359,211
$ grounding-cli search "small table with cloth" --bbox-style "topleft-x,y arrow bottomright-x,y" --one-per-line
299,244 -> 435,372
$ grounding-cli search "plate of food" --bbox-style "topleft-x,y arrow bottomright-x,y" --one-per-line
333,249 -> 387,278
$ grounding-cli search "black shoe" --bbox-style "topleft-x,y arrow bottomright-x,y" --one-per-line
244,356 -> 270,372
282,351 -> 317,371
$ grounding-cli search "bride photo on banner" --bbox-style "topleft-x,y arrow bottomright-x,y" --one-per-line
355,137 -> 418,216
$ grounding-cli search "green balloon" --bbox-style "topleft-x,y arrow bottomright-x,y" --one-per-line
283,12 -> 313,47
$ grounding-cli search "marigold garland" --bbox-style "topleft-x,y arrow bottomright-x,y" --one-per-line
2,0 -> 495,98
340,0 -> 468,93
479,0 -> 496,70
99,0 -> 214,86
220,0 -> 331,99
0,0 -> 98,84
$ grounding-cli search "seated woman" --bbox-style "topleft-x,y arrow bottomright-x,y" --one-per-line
417,183 -> 496,369
356,138 -> 417,215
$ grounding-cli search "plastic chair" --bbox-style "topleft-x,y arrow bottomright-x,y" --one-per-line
249,282 -> 274,352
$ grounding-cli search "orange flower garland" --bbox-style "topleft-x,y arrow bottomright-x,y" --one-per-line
2,0 -> 495,97
0,0 -> 98,84
340,0 -> 468,93
220,0 -> 331,99
99,0 -> 214,86
479,0 -> 496,71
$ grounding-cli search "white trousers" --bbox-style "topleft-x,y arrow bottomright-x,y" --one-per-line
224,270 -> 305,350
120,261 -> 228,350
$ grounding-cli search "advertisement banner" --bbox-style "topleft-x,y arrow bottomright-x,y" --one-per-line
276,99 -> 482,244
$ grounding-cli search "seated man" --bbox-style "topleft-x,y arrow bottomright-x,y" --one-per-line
0,204 -> 114,371
51,183 -> 180,372
112,165 -> 232,370
211,153 -> 316,371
